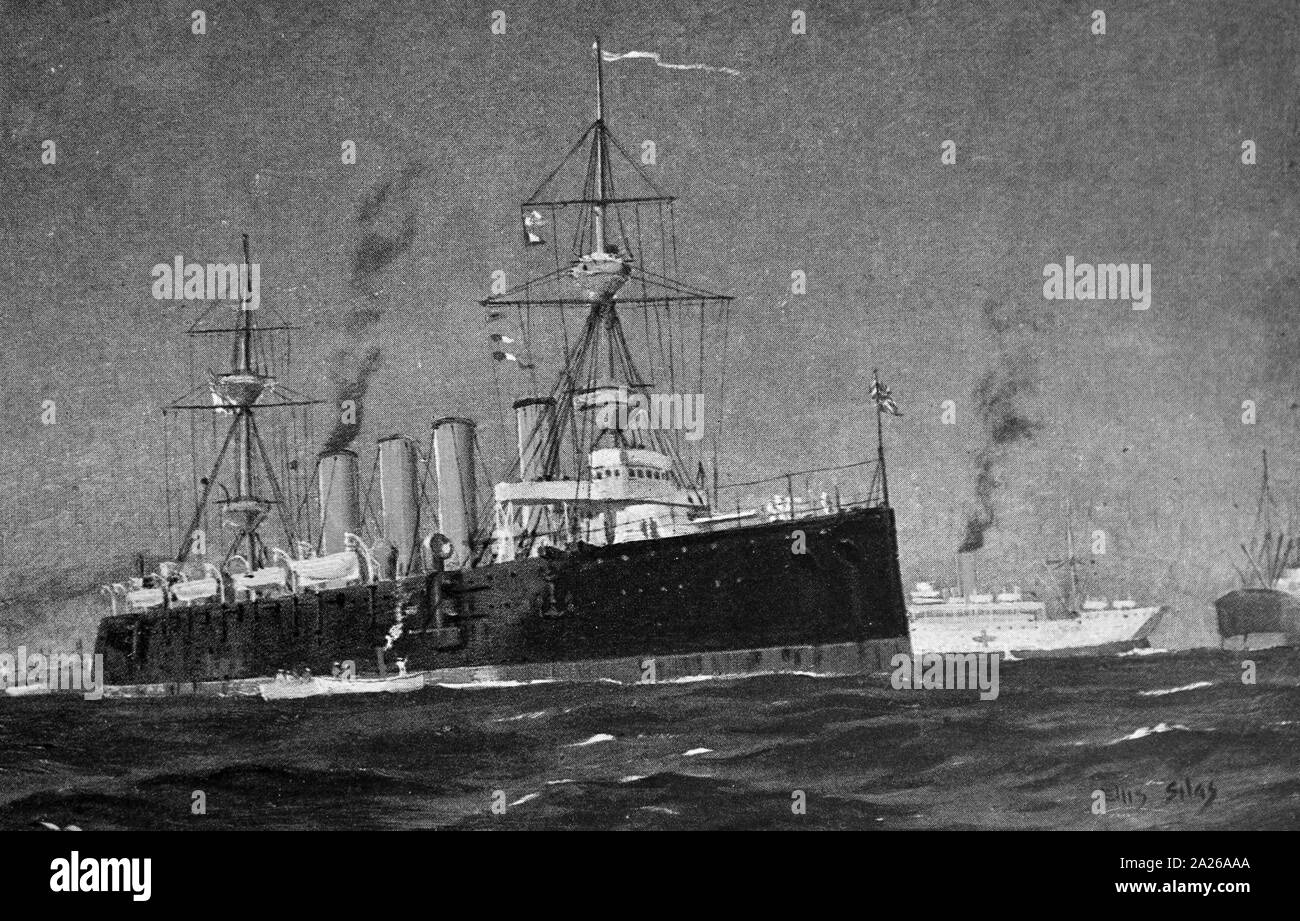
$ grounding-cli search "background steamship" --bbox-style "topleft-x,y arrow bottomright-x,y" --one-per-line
1214,451 -> 1300,650
94,43 -> 911,690
907,509 -> 1163,657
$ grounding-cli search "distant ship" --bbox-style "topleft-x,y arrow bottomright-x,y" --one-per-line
907,511 -> 1163,657
93,41 -> 912,693
1215,451 -> 1300,650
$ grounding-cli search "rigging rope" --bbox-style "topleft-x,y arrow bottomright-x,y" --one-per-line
714,298 -> 732,504
417,430 -> 436,535
304,394 -> 316,548
490,360 -> 509,486
669,202 -> 681,277
186,338 -> 199,547
361,449 -> 382,541
633,205 -> 655,386
163,411 -> 174,554
697,298 -> 705,477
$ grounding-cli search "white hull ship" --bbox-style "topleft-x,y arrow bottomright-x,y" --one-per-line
908,587 -> 1163,657
907,515 -> 1163,658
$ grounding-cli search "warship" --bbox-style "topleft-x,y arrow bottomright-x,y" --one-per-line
1214,451 -> 1300,650
93,43 -> 912,691
907,512 -> 1163,657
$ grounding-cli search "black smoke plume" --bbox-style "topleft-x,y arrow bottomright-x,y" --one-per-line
960,453 -> 997,553
959,302 -> 1039,552
320,346 -> 384,455
321,162 -> 424,455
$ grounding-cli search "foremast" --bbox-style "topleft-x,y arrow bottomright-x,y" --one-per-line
170,235 -> 318,569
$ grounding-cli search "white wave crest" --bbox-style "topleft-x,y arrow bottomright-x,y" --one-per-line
1139,681 -> 1213,697
639,805 -> 680,815
493,709 -> 551,722
568,733 -> 616,747
1107,721 -> 1193,744
435,679 -> 558,690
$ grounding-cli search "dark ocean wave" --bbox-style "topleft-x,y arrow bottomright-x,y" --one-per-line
0,648 -> 1295,830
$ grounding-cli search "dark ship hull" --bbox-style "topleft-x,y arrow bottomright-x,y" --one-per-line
1214,588 -> 1300,648
96,505 -> 910,687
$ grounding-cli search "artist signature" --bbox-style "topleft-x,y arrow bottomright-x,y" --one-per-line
1096,777 -> 1217,813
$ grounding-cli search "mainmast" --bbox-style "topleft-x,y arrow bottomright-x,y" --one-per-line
593,38 -> 608,255
1047,498 -> 1083,609
1064,503 -> 1080,604
1238,448 -> 1293,588
480,40 -> 735,549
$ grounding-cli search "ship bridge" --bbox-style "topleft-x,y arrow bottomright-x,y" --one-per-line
490,446 -> 707,560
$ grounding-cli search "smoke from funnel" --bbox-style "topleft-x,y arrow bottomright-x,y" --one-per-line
959,453 -> 997,552
959,300 -> 1039,552
321,162 -> 425,454
320,346 -> 383,455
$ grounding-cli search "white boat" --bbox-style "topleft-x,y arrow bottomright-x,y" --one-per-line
3,683 -> 52,697
258,672 -> 425,700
